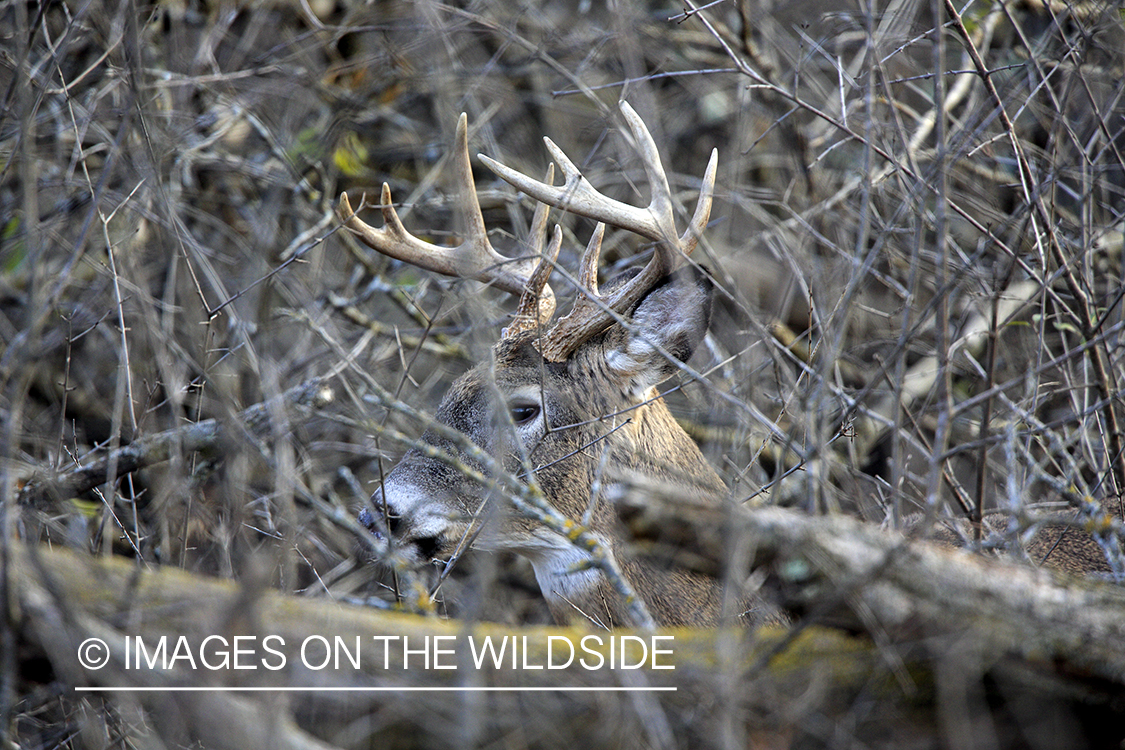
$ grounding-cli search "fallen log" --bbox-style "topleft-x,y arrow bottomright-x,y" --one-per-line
8,514 -> 1125,750
617,487 -> 1125,684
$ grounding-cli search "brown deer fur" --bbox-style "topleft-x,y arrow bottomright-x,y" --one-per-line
363,269 -> 734,627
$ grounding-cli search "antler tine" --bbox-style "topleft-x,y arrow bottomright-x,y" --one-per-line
503,164 -> 563,339
617,101 -> 676,245
503,222 -> 563,340
337,114 -> 546,300
576,223 -> 604,294
681,148 -> 718,255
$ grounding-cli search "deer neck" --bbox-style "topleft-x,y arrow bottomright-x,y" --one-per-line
612,394 -> 728,499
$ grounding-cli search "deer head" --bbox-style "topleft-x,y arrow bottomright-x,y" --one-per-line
340,103 -> 729,627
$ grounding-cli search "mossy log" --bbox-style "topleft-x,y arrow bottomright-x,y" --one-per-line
618,490 -> 1125,681
8,530 -> 1125,750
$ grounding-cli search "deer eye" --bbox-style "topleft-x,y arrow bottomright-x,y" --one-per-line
508,401 -> 541,425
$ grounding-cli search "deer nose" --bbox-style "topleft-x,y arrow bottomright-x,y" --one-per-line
357,505 -> 385,541
362,484 -> 444,563
359,486 -> 397,541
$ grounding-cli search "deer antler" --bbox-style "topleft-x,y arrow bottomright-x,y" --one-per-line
479,101 -> 718,362
336,105 -> 716,362
337,113 -> 560,328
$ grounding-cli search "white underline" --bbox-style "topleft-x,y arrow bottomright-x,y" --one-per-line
74,686 -> 676,693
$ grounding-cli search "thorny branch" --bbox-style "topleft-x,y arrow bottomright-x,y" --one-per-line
17,379 -> 336,507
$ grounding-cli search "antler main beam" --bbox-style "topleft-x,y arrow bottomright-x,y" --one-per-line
479,101 -> 718,361
478,102 -> 716,254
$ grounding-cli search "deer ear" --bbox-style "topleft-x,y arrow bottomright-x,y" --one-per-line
605,266 -> 713,396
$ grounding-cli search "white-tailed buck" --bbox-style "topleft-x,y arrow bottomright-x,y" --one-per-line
339,103 -> 733,627
339,105 -> 1117,628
